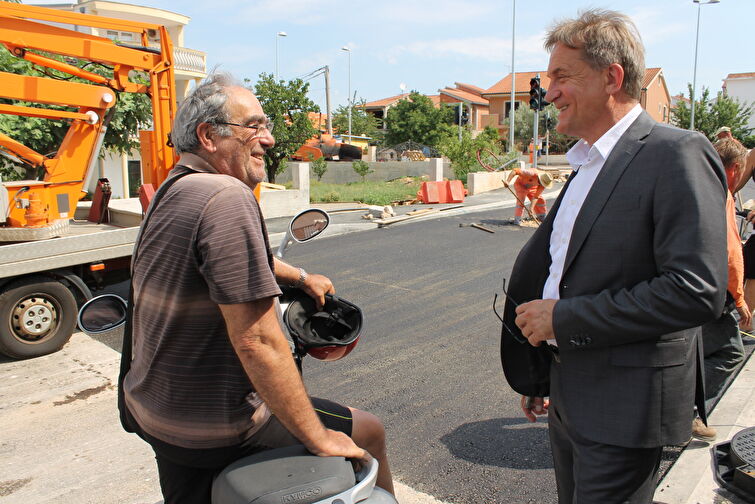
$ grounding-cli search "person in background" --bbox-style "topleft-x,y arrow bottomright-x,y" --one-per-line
693,138 -> 752,441
507,162 -> 551,225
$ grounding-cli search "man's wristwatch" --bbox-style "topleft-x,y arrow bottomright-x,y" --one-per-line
292,267 -> 308,288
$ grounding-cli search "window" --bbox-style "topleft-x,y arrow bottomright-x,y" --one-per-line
504,101 -> 520,119
127,160 -> 142,197
105,30 -> 134,42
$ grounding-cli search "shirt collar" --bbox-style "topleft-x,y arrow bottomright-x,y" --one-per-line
565,103 -> 643,169
174,152 -> 219,174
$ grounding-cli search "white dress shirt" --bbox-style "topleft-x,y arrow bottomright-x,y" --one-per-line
543,104 -> 643,344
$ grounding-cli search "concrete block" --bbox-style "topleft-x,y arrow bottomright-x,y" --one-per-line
467,171 -> 508,195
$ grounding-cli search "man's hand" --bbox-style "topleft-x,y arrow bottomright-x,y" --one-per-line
514,299 -> 557,347
747,210 -> 755,225
521,395 -> 549,422
737,303 -> 752,331
308,429 -> 370,465
302,273 -> 335,309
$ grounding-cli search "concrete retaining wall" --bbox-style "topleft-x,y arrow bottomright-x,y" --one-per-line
259,162 -> 310,219
275,159 -> 452,184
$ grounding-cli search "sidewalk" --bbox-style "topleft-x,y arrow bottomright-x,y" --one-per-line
655,341 -> 755,504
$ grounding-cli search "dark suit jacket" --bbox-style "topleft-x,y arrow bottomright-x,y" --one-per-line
500,111 -> 728,448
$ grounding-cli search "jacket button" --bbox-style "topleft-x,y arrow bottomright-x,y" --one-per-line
585,337 -> 592,344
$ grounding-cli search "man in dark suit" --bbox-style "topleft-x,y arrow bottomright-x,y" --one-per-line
500,9 -> 728,503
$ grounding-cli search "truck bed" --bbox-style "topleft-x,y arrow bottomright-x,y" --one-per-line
0,198 -> 142,280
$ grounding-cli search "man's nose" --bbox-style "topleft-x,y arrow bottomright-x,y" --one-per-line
544,87 -> 558,103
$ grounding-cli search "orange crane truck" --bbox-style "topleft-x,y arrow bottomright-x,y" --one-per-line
0,3 -> 177,358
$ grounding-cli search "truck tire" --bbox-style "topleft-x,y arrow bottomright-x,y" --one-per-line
0,277 -> 77,359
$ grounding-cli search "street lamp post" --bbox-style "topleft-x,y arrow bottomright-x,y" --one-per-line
509,0 -> 516,152
690,0 -> 720,130
341,46 -> 352,145
275,31 -> 287,81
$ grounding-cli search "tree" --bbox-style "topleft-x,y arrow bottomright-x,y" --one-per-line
438,126 -> 509,181
310,156 -> 328,181
383,91 -> 454,147
0,46 -> 153,180
512,104 -> 575,154
672,84 -> 754,140
251,73 -> 318,183
332,98 -> 382,145
352,160 -> 373,182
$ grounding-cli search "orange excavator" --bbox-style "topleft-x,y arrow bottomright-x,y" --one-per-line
0,3 -> 178,359
292,132 -> 362,162
0,2 -> 177,240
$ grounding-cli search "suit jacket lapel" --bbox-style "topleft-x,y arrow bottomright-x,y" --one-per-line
561,112 -> 656,276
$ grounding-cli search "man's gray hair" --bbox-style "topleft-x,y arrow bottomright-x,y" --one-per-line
544,9 -> 645,100
171,73 -> 240,154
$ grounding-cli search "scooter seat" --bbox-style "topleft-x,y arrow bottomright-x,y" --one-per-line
211,445 -> 356,504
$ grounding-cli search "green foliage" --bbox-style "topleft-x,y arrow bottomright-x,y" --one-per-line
352,160 -> 373,181
309,178 -> 423,206
383,91 -> 454,147
311,156 -> 328,181
332,98 -> 382,145
672,84 -> 754,140
512,105 -> 574,154
743,135 -> 755,149
251,73 -> 319,183
438,126 -> 507,181
0,46 -> 153,180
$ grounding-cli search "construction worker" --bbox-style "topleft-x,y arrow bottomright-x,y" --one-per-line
507,161 -> 552,225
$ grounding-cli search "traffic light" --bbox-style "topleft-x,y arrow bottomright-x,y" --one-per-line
529,77 -> 549,111
529,77 -> 540,110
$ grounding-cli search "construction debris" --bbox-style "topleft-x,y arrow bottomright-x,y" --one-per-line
459,223 -> 495,233
374,204 -> 463,228
362,205 -> 396,220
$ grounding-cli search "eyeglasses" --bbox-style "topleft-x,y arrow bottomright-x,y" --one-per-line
493,278 -> 527,344
211,117 -> 274,139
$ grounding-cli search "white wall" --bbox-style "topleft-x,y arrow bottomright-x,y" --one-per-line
725,77 -> 755,130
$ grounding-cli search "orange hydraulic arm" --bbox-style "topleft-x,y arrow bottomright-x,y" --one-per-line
0,3 -> 177,229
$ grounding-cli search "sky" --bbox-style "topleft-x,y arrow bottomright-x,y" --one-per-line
31,0 -> 755,113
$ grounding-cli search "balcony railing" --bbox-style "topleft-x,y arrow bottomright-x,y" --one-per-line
173,46 -> 206,75
147,43 -> 206,75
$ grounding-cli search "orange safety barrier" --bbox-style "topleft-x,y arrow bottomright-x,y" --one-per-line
417,180 -> 467,204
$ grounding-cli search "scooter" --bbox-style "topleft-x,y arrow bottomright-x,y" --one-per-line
77,208 -> 397,504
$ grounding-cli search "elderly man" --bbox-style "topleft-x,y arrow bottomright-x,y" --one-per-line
500,9 -> 727,503
122,73 -> 393,503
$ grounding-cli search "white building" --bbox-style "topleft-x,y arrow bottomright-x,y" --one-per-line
722,72 -> 755,131
34,0 -> 207,198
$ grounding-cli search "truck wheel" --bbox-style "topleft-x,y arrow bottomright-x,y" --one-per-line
0,277 -> 77,359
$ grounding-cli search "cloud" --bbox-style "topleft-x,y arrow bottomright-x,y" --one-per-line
377,32 -> 549,69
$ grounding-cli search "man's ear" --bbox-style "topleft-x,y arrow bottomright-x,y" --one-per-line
196,122 -> 217,153
605,63 -> 625,95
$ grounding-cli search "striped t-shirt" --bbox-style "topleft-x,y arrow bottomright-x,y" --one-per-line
124,153 -> 281,449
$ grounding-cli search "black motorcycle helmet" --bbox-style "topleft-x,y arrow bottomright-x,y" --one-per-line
282,288 -> 363,361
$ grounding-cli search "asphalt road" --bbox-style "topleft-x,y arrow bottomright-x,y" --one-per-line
280,210 -> 555,504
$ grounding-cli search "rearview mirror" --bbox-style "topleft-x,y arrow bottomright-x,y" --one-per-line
77,294 -> 127,336
290,209 -> 330,242
276,208 -> 330,258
